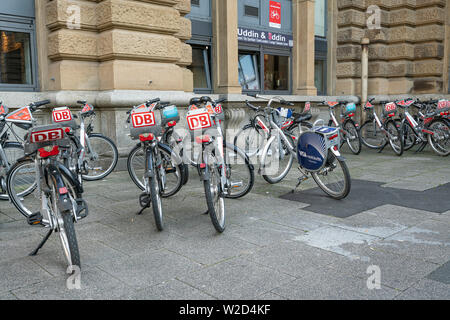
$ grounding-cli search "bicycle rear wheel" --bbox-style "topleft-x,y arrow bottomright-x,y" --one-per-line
82,134 -> 118,181
401,121 -> 417,151
343,120 -> 362,155
311,152 -> 351,200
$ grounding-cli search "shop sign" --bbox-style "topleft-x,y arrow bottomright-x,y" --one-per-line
237,27 -> 293,47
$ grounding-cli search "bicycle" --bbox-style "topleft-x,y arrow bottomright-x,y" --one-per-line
324,101 -> 362,155
53,101 -> 118,182
126,99 -> 185,231
397,98 -> 449,156
234,96 -> 297,184
245,98 -> 351,199
359,98 -> 404,156
7,122 -> 87,269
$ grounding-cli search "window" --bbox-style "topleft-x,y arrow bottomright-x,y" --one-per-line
191,0 -> 200,6
0,15 -> 38,91
315,60 -> 326,95
264,54 -> 289,91
188,46 -> 212,93
315,0 -> 326,37
244,5 -> 259,18
238,53 -> 260,91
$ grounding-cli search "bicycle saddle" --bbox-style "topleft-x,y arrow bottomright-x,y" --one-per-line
189,97 -> 202,105
293,113 -> 312,123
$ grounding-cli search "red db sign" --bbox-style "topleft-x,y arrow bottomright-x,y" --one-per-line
30,128 -> 64,143
131,112 -> 156,128
52,108 -> 73,123
187,112 -> 212,131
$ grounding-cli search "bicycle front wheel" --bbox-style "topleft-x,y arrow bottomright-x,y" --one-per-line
0,142 -> 25,200
203,153 -> 225,233
6,158 -> 38,218
344,120 -> 362,155
386,121 -> 403,156
82,134 -> 118,181
428,120 -> 450,156
262,135 -> 294,184
223,143 -> 254,199
234,125 -> 265,158
360,120 -> 385,149
148,174 -> 164,231
402,121 -> 417,151
311,152 -> 351,200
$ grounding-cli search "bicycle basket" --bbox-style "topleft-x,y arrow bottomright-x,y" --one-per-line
382,102 -> 398,118
52,107 -> 78,129
24,124 -> 71,155
343,103 -> 357,117
161,105 -> 180,126
129,106 -> 162,140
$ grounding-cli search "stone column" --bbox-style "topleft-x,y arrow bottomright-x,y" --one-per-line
292,0 -> 317,96
211,0 -> 241,94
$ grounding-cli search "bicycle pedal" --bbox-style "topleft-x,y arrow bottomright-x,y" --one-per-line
75,198 -> 89,219
230,181 -> 243,188
139,193 -> 151,209
27,211 -> 43,226
165,167 -> 176,174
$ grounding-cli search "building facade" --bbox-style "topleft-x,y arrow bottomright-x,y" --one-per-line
0,0 -> 449,151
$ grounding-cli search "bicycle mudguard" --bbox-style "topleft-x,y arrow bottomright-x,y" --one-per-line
55,162 -> 83,195
145,147 -> 155,179
44,163 -> 74,212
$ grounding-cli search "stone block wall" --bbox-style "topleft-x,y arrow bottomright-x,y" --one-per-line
335,0 -> 449,95
42,0 -> 193,92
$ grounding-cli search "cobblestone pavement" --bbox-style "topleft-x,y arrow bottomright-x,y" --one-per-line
1,146 -> 449,300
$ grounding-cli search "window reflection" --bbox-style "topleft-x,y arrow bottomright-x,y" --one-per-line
315,60 -> 325,95
264,54 -> 289,91
188,46 -> 211,91
0,31 -> 32,85
238,53 -> 260,91
315,0 -> 326,37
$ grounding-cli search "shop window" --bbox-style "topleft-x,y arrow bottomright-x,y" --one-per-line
315,59 -> 326,95
238,53 -> 260,91
264,54 -> 289,91
0,30 -> 32,85
244,5 -> 259,18
191,0 -> 200,6
189,46 -> 212,93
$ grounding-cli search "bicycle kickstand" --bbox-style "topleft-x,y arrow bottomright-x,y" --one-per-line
378,141 -> 389,153
137,193 -> 151,215
416,141 -> 428,153
29,229 -> 53,256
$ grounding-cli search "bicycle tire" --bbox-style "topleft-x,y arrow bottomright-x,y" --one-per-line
428,119 -> 450,157
401,121 -> 417,151
360,120 -> 384,149
234,124 -> 265,158
223,143 -> 255,199
0,142 -> 25,200
149,174 -> 164,231
81,134 -> 118,181
262,134 -> 294,184
343,120 -> 362,155
311,152 -> 351,200
204,166 -> 225,233
386,120 -> 403,156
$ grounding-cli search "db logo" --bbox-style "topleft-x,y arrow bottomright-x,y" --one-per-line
385,103 -> 396,112
304,102 -> 311,112
131,112 -> 155,128
30,128 -> 64,143
215,105 -> 223,114
53,108 -> 73,123
187,112 -> 212,130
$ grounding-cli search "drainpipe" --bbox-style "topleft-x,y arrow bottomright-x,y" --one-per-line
361,38 -> 370,122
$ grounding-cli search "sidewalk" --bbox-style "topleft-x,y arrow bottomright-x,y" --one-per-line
0,147 -> 449,300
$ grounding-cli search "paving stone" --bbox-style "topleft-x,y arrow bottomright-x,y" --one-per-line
244,240 -> 344,278
0,233 -> 45,264
292,225 -> 380,259
371,219 -> 450,264
427,260 -> 450,285
272,264 -> 399,300
180,257 -> 295,300
11,267 -> 134,300
0,291 -> 18,300
0,258 -> 53,292
96,249 -> 202,289
257,291 -> 287,300
395,279 -> 450,300
0,212 -> 13,224
329,244 -> 439,291
123,279 -> 216,300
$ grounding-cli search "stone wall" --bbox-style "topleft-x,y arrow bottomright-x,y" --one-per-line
41,0 -> 193,92
334,0 -> 449,96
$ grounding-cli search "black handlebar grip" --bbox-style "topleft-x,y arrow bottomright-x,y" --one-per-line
215,98 -> 227,104
146,98 -> 160,106
32,100 -> 51,107
77,100 -> 87,105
